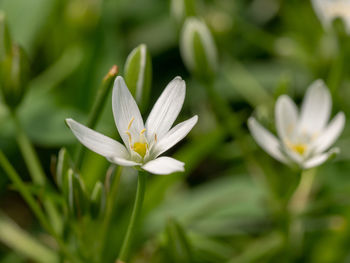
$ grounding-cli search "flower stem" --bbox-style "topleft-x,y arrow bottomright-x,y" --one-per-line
287,169 -> 317,254
0,151 -> 79,263
117,170 -> 147,262
288,169 -> 316,215
75,65 -> 118,168
12,112 -> 62,234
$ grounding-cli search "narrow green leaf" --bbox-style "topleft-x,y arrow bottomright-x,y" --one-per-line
0,213 -> 59,263
165,218 -> 194,263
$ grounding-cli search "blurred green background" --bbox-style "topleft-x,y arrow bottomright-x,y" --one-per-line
1,0 -> 350,262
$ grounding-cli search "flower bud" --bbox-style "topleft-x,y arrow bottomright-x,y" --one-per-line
180,17 -> 218,81
0,12 -> 12,60
56,148 -> 73,189
124,44 -> 152,112
170,0 -> 196,25
311,0 -> 350,35
90,181 -> 106,218
0,44 -> 29,110
62,169 -> 88,218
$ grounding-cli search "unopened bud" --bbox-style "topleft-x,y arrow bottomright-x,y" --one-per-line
311,0 -> 350,35
90,181 -> 106,218
62,169 -> 88,218
0,11 -> 11,60
56,148 -> 73,188
180,17 -> 218,81
0,44 -> 29,110
170,0 -> 196,25
124,44 -> 152,112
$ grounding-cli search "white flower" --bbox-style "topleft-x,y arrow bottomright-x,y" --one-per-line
248,80 -> 345,169
312,0 -> 350,34
66,76 -> 198,175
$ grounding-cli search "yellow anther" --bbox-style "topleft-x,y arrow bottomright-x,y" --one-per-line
140,128 -> 146,135
133,142 -> 148,158
291,143 -> 307,155
154,134 -> 157,142
128,117 -> 135,130
285,140 -> 308,156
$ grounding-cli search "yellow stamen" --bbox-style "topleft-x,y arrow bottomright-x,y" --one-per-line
154,134 -> 157,142
128,117 -> 135,130
133,142 -> 148,157
291,143 -> 307,155
126,131 -> 132,142
140,128 -> 146,135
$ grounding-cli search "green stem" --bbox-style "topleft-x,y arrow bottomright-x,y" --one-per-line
97,165 -> 123,260
12,112 -> 62,234
75,65 -> 118,168
288,169 -> 317,216
0,151 -> 79,263
117,171 -> 147,262
287,169 -> 317,255
0,151 -> 51,232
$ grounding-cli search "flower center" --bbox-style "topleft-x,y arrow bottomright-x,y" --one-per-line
126,117 -> 149,158
290,143 -> 307,155
132,142 -> 148,157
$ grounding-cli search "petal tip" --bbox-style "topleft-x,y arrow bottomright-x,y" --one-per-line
277,94 -> 292,103
172,76 -> 186,88
114,76 -> 126,89
310,79 -> 328,93
65,118 -> 74,128
247,116 -> 256,125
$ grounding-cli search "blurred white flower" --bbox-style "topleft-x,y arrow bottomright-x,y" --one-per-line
66,76 -> 198,175
248,80 -> 345,169
312,0 -> 350,33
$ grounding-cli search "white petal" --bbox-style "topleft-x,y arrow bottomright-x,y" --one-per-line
152,115 -> 198,158
299,80 -> 331,134
145,77 -> 185,142
66,118 -> 129,159
275,95 -> 298,141
313,112 -> 345,153
303,148 -> 339,169
112,76 -> 144,147
248,117 -> 289,164
142,157 -> 185,175
107,156 -> 141,167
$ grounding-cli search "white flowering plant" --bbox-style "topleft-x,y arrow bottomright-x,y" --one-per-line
0,0 -> 350,263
